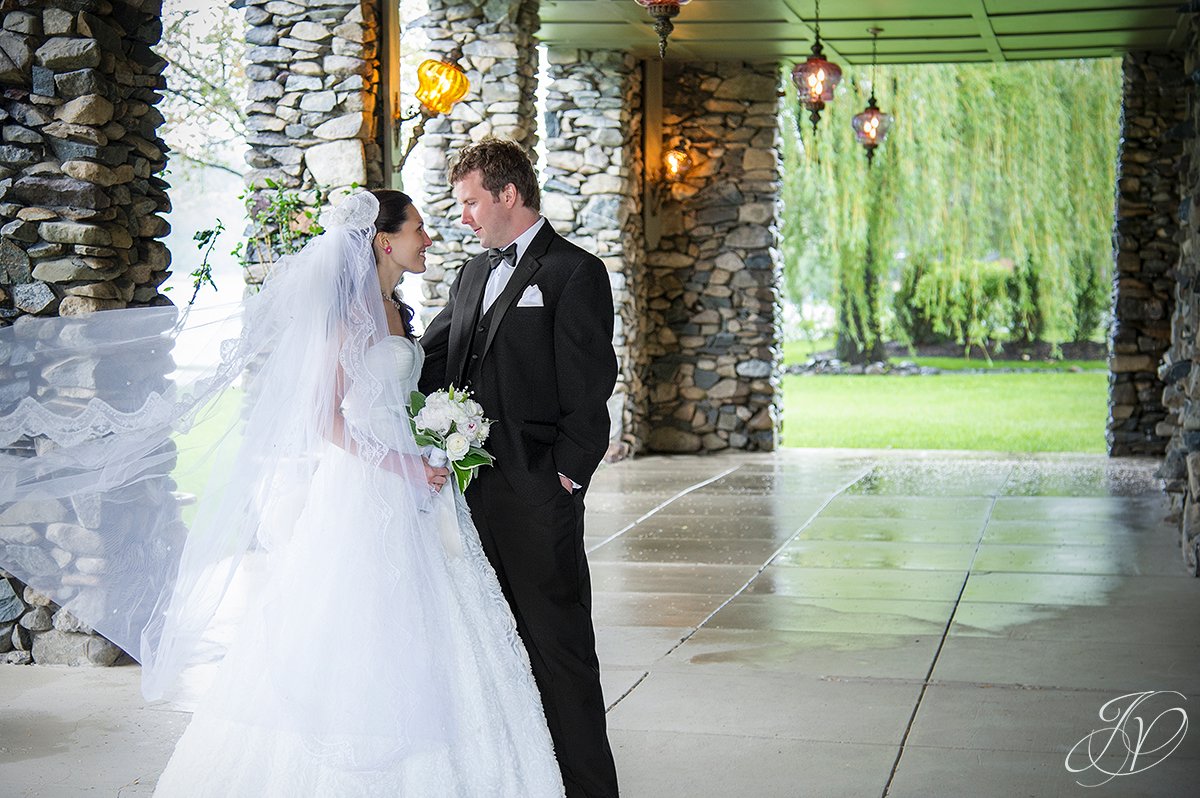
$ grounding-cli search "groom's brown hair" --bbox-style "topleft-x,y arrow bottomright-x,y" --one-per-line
449,137 -> 541,212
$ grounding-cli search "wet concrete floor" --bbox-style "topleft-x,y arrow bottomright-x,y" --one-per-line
1,449 -> 1198,797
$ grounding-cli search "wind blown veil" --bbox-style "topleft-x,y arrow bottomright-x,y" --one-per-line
0,191 -> 452,761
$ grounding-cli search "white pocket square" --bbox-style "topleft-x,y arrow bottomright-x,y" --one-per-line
517,285 -> 544,307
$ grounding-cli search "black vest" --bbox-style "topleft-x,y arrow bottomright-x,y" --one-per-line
461,292 -> 497,390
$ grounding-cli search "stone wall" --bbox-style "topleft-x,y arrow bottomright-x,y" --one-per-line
0,0 -> 172,316
1,575 -> 124,665
1109,51 -> 1184,458
0,0 -> 174,664
413,0 -> 539,318
543,49 -> 645,454
240,0 -> 383,283
643,61 -> 781,453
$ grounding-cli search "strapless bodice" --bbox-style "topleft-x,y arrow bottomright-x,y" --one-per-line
339,336 -> 424,448
365,335 -> 423,397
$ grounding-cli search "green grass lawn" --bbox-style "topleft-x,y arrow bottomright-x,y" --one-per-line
783,339 -> 1105,372
783,338 -> 836,364
782,371 -> 1108,453
902,355 -> 1105,371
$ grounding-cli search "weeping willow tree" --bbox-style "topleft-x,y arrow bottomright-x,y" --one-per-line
781,59 -> 1122,360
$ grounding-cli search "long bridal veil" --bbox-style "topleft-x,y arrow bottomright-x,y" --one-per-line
0,191 -> 456,761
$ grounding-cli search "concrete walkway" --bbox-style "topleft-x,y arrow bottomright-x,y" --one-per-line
2,450 -> 1198,797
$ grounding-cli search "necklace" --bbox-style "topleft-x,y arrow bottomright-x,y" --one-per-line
382,289 -> 414,338
382,289 -> 405,313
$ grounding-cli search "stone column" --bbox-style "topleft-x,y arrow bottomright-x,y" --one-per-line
543,49 -> 645,455
0,0 -> 173,665
1109,51 -> 1183,459
1154,19 -> 1200,573
643,61 -> 781,453
240,0 -> 383,283
413,0 -> 539,319
0,0 -> 172,316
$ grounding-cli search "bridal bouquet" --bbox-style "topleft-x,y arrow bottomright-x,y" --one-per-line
409,386 -> 495,492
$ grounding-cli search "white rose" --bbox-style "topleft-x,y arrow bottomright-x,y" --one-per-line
425,392 -> 452,414
445,432 -> 470,462
416,406 -> 452,435
449,403 -> 471,431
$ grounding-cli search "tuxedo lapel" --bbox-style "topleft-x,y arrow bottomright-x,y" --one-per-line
482,223 -> 557,358
448,254 -> 489,386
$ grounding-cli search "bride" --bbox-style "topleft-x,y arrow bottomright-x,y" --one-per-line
0,190 -> 565,796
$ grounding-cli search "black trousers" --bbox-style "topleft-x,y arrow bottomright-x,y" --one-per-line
467,466 -> 619,798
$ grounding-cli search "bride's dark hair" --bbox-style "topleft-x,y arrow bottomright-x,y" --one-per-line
370,188 -> 418,338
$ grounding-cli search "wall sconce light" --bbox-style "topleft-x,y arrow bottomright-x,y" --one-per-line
662,141 -> 693,181
392,49 -> 470,173
644,137 -> 694,248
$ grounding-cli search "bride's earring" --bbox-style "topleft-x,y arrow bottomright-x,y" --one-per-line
384,242 -> 392,254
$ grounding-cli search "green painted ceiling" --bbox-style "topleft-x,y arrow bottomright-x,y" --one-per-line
539,0 -> 1185,62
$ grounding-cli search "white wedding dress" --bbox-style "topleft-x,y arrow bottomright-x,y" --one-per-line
153,336 -> 565,797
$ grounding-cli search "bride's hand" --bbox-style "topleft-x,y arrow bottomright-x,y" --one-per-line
424,459 -> 450,492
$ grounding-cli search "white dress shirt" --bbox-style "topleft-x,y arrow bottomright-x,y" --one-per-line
481,217 -> 547,313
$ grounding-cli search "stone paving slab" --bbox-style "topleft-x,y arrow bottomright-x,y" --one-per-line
2,449 -> 1198,797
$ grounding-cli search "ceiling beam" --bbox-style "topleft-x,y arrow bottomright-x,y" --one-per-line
779,0 -> 849,64
968,0 -> 1005,62
539,0 -> 1184,64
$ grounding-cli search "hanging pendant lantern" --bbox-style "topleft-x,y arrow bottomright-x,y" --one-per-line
791,0 -> 841,134
851,27 -> 893,165
852,96 -> 893,165
636,0 -> 692,59
414,58 -> 470,115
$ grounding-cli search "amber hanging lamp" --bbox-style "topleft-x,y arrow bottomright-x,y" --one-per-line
791,0 -> 842,135
851,27 -> 893,166
636,0 -> 692,59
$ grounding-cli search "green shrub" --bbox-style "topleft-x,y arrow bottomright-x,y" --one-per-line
893,254 -> 1010,349
1006,255 -> 1044,345
1069,251 -> 1109,342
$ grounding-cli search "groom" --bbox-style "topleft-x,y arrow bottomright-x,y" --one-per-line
420,137 -> 620,798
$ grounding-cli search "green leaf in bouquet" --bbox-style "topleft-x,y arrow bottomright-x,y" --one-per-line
457,450 -> 494,469
409,391 -> 426,413
455,465 -> 473,493
413,432 -> 441,448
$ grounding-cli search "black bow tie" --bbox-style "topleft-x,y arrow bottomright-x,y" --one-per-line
487,244 -> 517,270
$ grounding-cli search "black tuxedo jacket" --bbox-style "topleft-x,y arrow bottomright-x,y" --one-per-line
419,222 -> 618,505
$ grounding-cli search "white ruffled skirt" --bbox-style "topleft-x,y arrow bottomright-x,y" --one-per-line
153,445 -> 563,797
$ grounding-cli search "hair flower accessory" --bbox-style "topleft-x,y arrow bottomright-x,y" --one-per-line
321,191 -> 380,230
